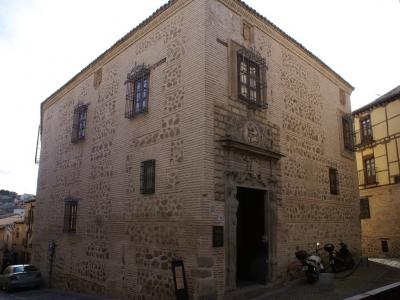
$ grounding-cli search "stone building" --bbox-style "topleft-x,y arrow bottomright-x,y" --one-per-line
33,0 -> 361,299
353,85 -> 400,258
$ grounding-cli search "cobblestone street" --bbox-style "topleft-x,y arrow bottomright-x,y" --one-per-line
256,259 -> 400,299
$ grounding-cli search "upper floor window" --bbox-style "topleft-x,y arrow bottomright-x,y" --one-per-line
329,167 -> 339,195
342,116 -> 353,151
125,65 -> 150,118
71,104 -> 88,143
363,156 -> 376,185
360,115 -> 373,143
140,160 -> 155,194
63,197 -> 78,233
234,46 -> 267,109
238,53 -> 261,104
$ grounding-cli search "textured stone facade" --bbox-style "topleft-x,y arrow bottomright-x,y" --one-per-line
360,184 -> 400,257
33,0 -> 361,299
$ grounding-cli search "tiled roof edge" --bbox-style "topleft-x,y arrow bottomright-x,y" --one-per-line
41,0 -> 176,107
352,85 -> 400,115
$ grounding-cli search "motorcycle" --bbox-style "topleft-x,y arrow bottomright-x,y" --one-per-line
295,242 -> 325,284
323,242 -> 355,273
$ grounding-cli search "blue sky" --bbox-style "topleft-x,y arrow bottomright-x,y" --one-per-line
0,0 -> 399,194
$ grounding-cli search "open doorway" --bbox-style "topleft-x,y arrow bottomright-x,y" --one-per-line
236,187 -> 267,285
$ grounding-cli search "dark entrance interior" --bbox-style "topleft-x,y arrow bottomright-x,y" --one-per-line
236,187 -> 267,285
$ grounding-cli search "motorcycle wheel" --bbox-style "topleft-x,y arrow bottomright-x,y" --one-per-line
306,269 -> 319,284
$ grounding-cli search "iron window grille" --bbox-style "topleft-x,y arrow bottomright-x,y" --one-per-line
140,160 -> 155,194
237,48 -> 267,108
359,198 -> 371,219
71,104 -> 88,143
125,65 -> 150,118
342,115 -> 354,151
63,197 -> 78,233
329,168 -> 339,195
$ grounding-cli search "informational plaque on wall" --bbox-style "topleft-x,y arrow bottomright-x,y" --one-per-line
171,259 -> 189,300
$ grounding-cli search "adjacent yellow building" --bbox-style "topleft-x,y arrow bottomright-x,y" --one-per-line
353,85 -> 400,257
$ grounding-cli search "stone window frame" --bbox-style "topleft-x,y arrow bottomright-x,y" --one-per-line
228,40 -> 267,109
140,159 -> 156,194
125,64 -> 150,119
63,197 -> 78,233
359,197 -> 371,219
329,167 -> 339,195
71,104 -> 88,143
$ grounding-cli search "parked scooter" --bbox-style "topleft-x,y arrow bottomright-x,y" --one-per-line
323,242 -> 355,273
295,242 -> 325,284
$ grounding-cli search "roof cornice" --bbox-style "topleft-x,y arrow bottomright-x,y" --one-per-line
41,0 -> 191,113
219,0 -> 354,92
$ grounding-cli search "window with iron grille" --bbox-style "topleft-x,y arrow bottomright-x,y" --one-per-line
329,168 -> 339,195
140,160 -> 155,194
381,240 -> 389,253
236,48 -> 266,108
63,198 -> 78,233
360,115 -> 373,143
125,65 -> 150,118
71,104 -> 88,143
360,198 -> 370,219
342,116 -> 354,151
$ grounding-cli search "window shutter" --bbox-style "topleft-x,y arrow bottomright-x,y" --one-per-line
71,109 -> 80,143
140,161 -> 145,194
63,202 -> 71,232
342,114 -> 354,151
149,159 -> 155,193
125,80 -> 134,119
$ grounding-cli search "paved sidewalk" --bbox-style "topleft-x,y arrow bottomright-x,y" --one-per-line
255,258 -> 400,300
0,288 -> 114,300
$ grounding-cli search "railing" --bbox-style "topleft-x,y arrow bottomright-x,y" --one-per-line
358,168 -> 379,187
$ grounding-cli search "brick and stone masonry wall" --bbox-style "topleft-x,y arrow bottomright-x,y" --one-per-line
33,1 -> 211,299
361,184 -> 400,258
206,0 -> 361,292
33,0 -> 362,299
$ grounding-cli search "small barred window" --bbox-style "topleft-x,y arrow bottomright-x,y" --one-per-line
125,65 -> 150,118
63,198 -> 78,233
329,168 -> 339,195
381,240 -> 389,253
140,160 -> 155,194
71,104 -> 88,143
360,198 -> 370,219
